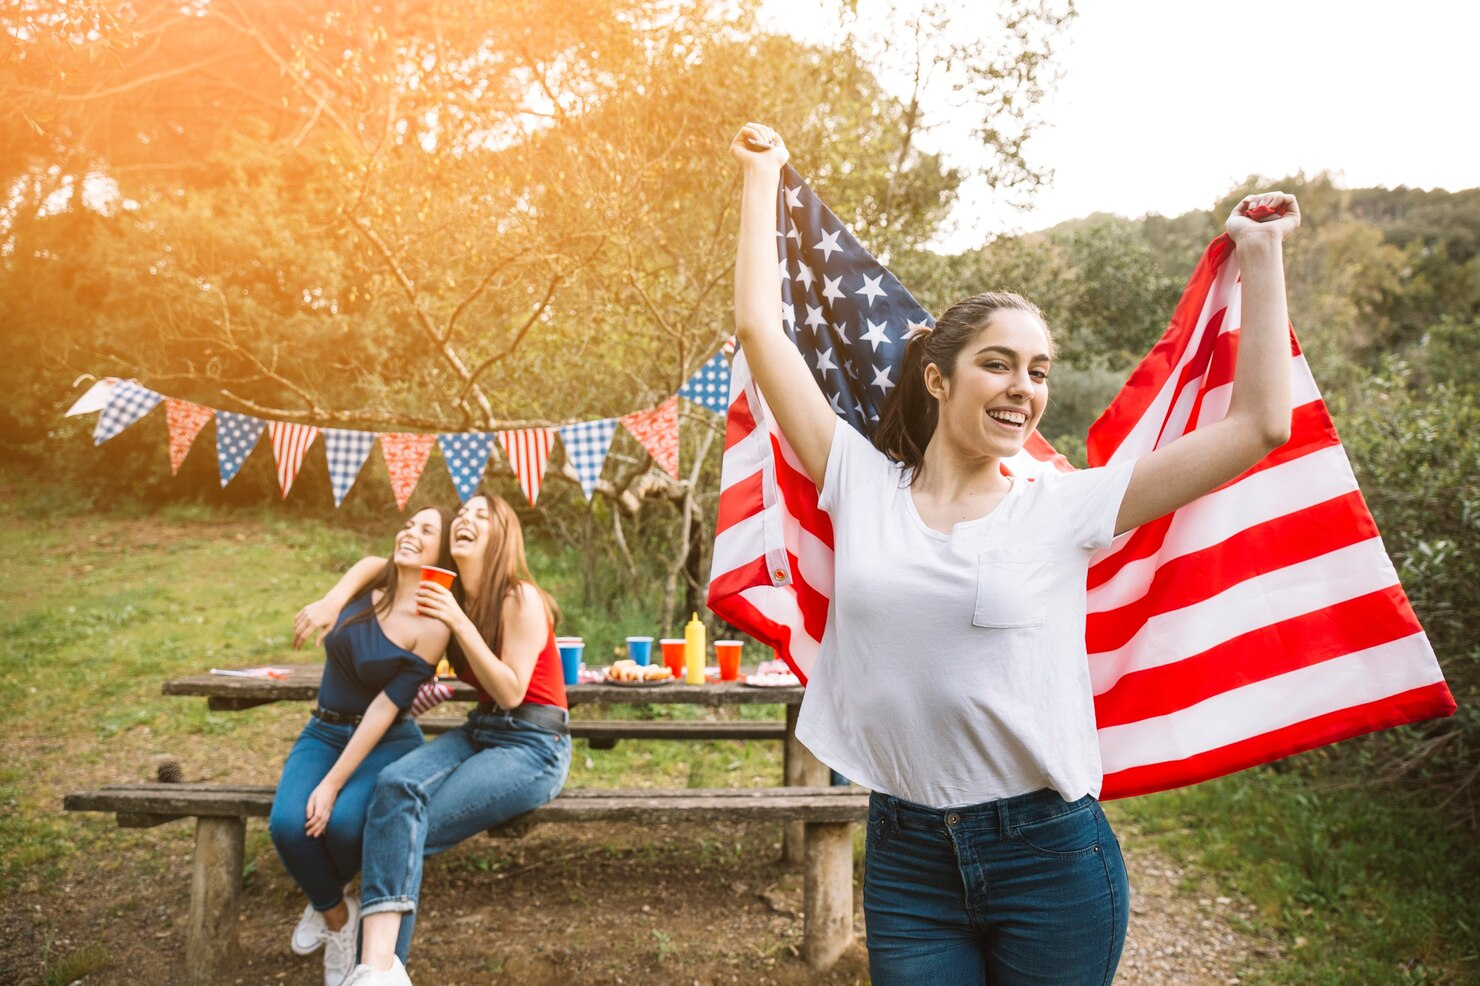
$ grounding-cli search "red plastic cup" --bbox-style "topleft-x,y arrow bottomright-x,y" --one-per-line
715,640 -> 743,681
418,566 -> 457,615
660,638 -> 686,681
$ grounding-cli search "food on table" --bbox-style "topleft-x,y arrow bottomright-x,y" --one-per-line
605,659 -> 674,683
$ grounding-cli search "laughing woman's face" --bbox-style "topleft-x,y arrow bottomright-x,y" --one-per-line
450,495 -> 492,565
393,508 -> 445,568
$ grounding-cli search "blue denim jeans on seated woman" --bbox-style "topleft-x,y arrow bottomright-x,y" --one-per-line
864,788 -> 1129,986
360,708 -> 571,962
268,716 -> 424,911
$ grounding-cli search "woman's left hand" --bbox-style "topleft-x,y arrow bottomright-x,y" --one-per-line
1226,191 -> 1301,244
305,780 -> 339,838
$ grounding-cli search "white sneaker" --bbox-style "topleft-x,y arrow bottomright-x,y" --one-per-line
322,898 -> 361,986
341,955 -> 413,986
291,902 -> 328,955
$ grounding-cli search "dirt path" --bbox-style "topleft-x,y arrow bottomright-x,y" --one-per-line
6,810 -> 1278,985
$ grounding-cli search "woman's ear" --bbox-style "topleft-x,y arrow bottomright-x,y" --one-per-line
923,361 -> 948,401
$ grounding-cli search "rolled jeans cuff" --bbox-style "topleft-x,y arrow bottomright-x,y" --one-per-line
361,896 -> 416,917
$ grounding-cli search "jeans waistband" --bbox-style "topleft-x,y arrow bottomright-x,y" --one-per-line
473,701 -> 569,735
312,706 -> 405,727
873,788 -> 1094,835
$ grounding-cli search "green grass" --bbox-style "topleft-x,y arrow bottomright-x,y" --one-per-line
1113,767 -> 1480,984
2,466 -> 1475,983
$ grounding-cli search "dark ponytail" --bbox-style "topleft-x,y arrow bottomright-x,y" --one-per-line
873,291 -> 1051,479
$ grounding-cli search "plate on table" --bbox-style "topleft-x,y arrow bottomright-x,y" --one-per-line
741,672 -> 801,688
603,676 -> 676,688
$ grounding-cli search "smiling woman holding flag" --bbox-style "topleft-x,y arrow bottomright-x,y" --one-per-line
730,122 -> 1300,984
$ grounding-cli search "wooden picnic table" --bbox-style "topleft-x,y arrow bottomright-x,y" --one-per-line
162,663 -> 829,861
163,663 -> 804,710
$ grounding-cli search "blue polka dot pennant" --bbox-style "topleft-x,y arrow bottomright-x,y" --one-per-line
437,432 -> 496,503
678,350 -> 732,415
214,411 -> 266,487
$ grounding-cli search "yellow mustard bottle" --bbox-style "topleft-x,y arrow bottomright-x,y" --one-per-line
684,612 -> 706,684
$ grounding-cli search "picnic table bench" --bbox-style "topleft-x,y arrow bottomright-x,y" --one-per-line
64,782 -> 868,982
164,664 -> 832,860
65,663 -> 856,981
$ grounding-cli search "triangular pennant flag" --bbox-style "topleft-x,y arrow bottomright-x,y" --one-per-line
165,399 -> 214,475
67,378 -> 119,417
214,411 -> 266,487
678,350 -> 731,415
620,396 -> 680,480
497,428 -> 554,506
323,429 -> 376,507
438,432 -> 496,503
269,422 -> 320,499
93,381 -> 163,444
557,419 -> 617,501
380,432 -> 436,511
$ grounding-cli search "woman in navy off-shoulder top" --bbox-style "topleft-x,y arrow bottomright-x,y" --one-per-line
268,507 -> 455,986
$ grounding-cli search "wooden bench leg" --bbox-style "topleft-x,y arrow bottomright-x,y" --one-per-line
186,816 -> 244,984
801,821 -> 854,971
783,706 -> 830,864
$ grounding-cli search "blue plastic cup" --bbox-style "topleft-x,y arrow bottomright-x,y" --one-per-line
625,635 -> 654,666
556,637 -> 584,686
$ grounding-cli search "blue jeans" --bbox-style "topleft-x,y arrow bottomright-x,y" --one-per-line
360,709 -> 571,961
864,789 -> 1129,985
269,716 -> 424,911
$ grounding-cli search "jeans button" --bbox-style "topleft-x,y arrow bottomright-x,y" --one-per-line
946,812 -> 960,826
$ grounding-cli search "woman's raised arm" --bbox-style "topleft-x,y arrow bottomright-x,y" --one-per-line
731,123 -> 837,486
1115,192 -> 1302,535
293,555 -> 386,649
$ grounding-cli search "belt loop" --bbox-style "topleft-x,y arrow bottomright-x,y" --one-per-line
884,796 -> 899,835
997,796 -> 1011,837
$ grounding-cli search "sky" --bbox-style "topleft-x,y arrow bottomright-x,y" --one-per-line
758,0 -> 1480,250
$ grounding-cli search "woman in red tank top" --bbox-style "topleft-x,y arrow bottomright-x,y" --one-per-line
307,491 -> 570,986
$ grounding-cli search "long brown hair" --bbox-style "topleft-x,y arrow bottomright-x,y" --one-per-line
448,491 -> 559,675
342,506 -> 458,629
872,291 -> 1052,477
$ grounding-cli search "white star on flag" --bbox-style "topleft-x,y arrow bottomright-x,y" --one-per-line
855,273 -> 887,307
861,318 -> 891,351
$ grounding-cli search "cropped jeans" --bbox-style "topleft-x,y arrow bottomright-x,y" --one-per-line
360,708 -> 571,962
268,716 -> 424,911
864,788 -> 1129,985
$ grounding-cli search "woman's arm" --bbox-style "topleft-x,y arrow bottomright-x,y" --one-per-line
1115,192 -> 1301,535
731,123 -> 837,486
293,555 -> 387,649
303,691 -> 402,837
416,581 -> 546,710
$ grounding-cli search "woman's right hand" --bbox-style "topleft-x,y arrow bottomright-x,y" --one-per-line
415,581 -> 468,633
293,598 -> 340,650
730,123 -> 789,171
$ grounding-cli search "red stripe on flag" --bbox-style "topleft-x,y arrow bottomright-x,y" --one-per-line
715,468 -> 766,537
1088,235 -> 1235,464
725,389 -> 756,452
1086,401 -> 1342,591
1100,681 -> 1458,800
1093,585 -> 1424,728
1086,491 -> 1380,651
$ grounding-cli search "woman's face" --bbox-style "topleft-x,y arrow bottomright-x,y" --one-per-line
393,508 -> 446,569
450,495 -> 493,565
929,309 -> 1052,460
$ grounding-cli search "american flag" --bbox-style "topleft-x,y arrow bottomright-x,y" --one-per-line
707,166 -> 1455,799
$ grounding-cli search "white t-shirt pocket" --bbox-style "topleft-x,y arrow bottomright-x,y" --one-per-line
973,547 -> 1053,629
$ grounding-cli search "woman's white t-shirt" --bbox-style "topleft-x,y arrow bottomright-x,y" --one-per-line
794,422 -> 1136,808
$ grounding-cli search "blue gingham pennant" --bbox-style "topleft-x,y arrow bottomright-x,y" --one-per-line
214,411 -> 265,487
678,350 -> 731,415
92,381 -> 163,444
437,432 -> 496,503
323,429 -> 377,507
557,418 -> 617,501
